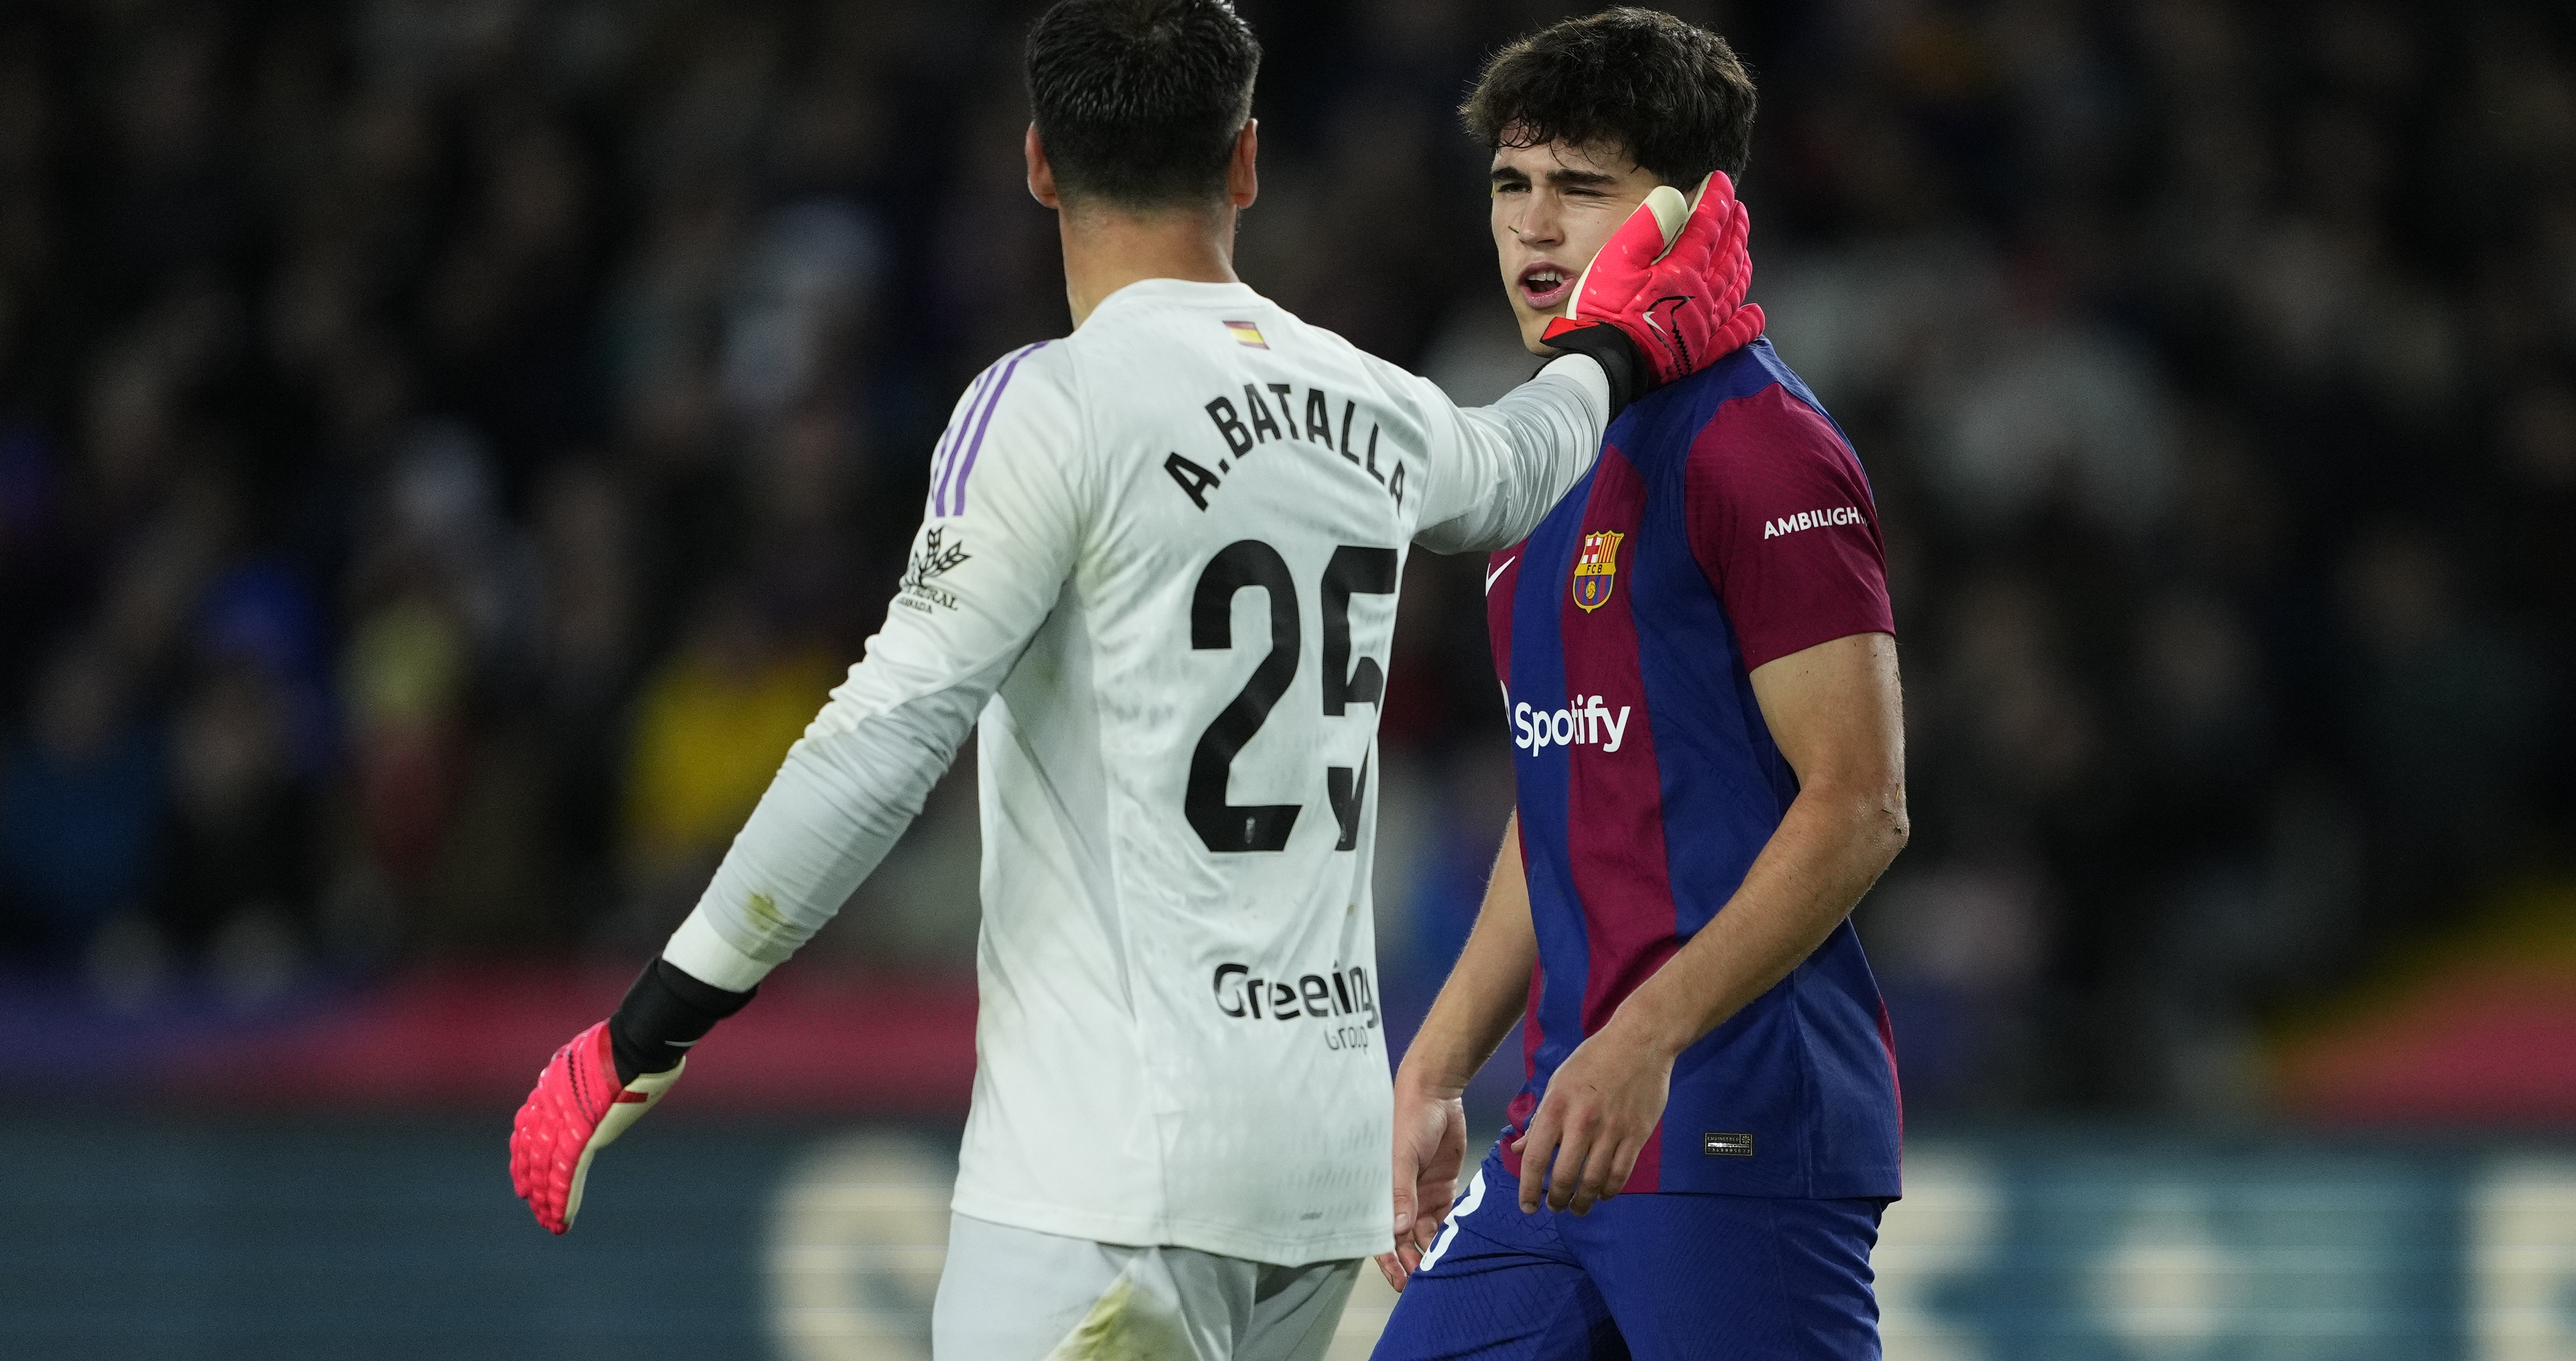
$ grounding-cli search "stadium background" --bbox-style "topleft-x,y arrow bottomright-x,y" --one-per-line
0,0 -> 2571,1355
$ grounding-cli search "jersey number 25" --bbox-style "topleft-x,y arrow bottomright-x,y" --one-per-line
1189,540 -> 1396,855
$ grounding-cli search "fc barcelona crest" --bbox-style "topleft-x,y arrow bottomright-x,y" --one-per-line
1571,530 -> 1624,612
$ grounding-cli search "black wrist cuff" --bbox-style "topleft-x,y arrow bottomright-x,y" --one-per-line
1544,323 -> 1647,418
608,958 -> 757,1083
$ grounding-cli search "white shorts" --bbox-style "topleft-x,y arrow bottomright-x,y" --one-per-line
930,1212 -> 1360,1361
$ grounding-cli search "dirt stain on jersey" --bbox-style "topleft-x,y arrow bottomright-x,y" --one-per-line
745,892 -> 785,939
1042,1273 -> 1195,1361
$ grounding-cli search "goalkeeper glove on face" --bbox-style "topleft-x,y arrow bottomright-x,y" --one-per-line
509,1020 -> 681,1234
1540,170 -> 1767,413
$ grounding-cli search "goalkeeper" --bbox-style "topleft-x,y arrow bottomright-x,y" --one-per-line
509,2 -> 1761,1357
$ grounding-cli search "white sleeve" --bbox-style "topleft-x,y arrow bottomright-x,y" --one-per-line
663,342 -> 1083,990
1408,354 -> 1610,554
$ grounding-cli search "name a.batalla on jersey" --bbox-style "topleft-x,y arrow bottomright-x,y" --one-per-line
1165,382 -> 1408,513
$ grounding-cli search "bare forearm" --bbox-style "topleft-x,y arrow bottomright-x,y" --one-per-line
1606,779 -> 1906,1060
1397,816 -> 1539,1097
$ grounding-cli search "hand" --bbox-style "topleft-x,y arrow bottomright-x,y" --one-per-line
508,1020 -> 684,1234
1374,1079 -> 1470,1293
1541,171 -> 1765,400
1510,1025 -> 1675,1216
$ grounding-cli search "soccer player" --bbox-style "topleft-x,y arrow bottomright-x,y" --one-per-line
505,2 -> 1760,1357
1370,11 -> 1909,1360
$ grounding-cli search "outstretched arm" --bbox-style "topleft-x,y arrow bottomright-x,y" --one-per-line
1410,356 -> 1610,556
1513,631 -> 1907,1215
1413,175 -> 1762,555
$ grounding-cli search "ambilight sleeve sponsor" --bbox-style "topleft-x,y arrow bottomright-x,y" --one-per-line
1759,505 -> 1866,539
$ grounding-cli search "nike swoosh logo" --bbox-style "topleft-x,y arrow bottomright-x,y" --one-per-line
1485,558 -> 1516,594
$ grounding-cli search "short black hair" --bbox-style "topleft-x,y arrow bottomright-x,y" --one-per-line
1462,8 -> 1756,188
1025,0 -> 1260,208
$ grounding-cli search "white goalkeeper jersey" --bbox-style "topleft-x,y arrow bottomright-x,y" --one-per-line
663,278 -> 1607,1264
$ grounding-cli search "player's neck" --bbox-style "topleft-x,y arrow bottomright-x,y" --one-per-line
1057,201 -> 1241,328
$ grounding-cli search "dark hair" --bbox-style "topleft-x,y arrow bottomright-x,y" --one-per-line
1025,0 -> 1261,208
1461,7 -> 1756,188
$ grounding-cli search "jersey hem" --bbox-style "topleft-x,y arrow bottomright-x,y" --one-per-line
949,1186 -> 1386,1267
1481,1143 -> 1898,1202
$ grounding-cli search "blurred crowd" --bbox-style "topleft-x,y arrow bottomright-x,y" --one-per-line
0,0 -> 2568,1116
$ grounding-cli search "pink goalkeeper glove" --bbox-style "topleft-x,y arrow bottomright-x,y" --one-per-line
509,1020 -> 683,1234
1542,170 -> 1765,400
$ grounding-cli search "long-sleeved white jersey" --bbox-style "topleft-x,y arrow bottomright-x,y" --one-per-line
662,278 -> 1606,1265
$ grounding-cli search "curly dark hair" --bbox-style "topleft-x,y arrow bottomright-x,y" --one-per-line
1461,7 -> 1757,188
1025,0 -> 1261,208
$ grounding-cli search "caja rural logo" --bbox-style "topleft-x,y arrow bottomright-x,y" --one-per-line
1571,529 -> 1624,612
895,527 -> 970,614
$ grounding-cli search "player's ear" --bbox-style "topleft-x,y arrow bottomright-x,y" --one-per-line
1227,118 -> 1258,210
1026,124 -> 1061,209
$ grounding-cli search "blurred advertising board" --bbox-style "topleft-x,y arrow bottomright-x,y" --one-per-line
3,1121 -> 2572,1359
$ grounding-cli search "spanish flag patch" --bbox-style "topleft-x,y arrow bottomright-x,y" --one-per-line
1224,319 -> 1268,349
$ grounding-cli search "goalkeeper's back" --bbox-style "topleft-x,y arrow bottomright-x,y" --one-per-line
673,277 -> 1604,1263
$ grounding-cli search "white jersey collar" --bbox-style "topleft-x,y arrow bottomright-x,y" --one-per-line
1086,276 -> 1269,323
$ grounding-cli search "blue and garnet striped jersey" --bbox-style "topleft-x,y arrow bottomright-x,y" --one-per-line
1485,337 -> 1903,1200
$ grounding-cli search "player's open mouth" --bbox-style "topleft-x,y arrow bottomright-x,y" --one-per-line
1519,264 -> 1571,311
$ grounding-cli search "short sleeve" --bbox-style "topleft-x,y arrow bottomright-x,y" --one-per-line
1683,384 -> 1894,671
